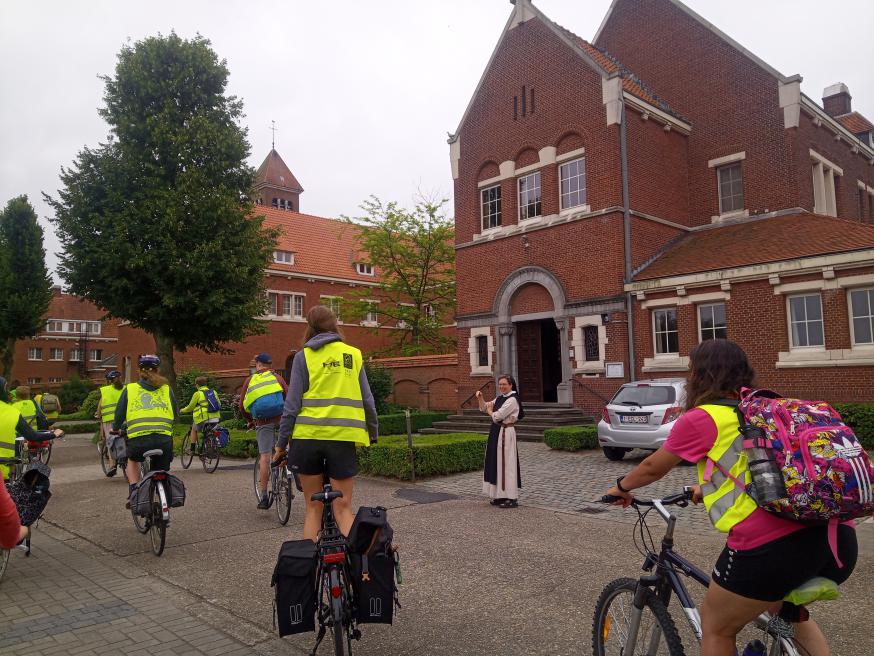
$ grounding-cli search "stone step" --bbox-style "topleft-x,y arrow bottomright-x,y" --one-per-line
419,427 -> 547,442
430,420 -> 590,432
448,414 -> 593,425
459,408 -> 589,418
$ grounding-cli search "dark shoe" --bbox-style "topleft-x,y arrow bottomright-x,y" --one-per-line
106,466 -> 117,478
498,499 -> 519,509
257,494 -> 270,510
489,498 -> 506,506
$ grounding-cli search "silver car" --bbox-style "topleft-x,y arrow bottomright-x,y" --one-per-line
597,378 -> 687,461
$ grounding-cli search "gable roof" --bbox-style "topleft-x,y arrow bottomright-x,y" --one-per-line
255,149 -> 303,193
255,206 -> 378,283
633,212 -> 874,282
836,111 -> 874,136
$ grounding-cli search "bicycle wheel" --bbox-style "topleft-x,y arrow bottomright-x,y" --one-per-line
149,482 -> 167,556
99,442 -> 112,475
253,457 -> 263,501
329,568 -> 348,656
0,548 -> 9,585
201,437 -> 220,474
180,434 -> 194,469
40,442 -> 52,466
131,485 -> 149,534
275,471 -> 293,525
592,577 -> 685,656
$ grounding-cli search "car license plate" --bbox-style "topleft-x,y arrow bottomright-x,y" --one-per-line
619,415 -> 649,424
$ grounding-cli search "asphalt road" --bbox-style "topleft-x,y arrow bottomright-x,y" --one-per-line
28,433 -> 874,655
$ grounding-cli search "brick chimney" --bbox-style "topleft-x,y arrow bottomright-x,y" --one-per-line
823,83 -> 852,117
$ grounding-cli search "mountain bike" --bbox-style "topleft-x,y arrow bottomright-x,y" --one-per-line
592,488 -> 838,655
181,421 -> 221,474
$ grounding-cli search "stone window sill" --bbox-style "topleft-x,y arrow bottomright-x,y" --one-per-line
776,348 -> 874,368
642,355 -> 690,372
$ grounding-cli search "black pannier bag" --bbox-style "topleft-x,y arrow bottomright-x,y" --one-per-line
109,434 -> 127,462
6,462 -> 52,526
347,506 -> 398,624
165,473 -> 186,508
130,474 -> 154,517
272,539 -> 318,636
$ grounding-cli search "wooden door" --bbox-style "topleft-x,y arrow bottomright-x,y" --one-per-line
515,321 -> 543,402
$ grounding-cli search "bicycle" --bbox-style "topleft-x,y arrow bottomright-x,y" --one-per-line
592,487 -> 839,655
126,439 -> 175,557
98,431 -> 128,480
181,421 -> 221,474
252,426 -> 294,524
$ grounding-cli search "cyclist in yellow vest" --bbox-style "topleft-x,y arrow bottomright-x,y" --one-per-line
273,305 -> 378,540
35,388 -> 62,422
8,380 -> 20,403
180,376 -> 221,456
240,353 -> 288,509
0,376 -> 64,482
603,339 -> 857,655
12,386 -> 49,431
113,355 -> 179,506
96,370 -> 125,476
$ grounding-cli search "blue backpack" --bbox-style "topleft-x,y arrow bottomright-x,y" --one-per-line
250,392 -> 284,419
203,388 -> 222,413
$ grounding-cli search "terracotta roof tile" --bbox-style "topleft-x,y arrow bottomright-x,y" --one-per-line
836,111 -> 874,136
255,149 -> 303,192
634,213 -> 874,281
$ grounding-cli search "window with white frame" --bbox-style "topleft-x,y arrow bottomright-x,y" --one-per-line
49,348 -> 63,361
469,327 -> 492,375
653,308 -> 679,355
48,377 -> 62,383
45,320 -> 100,335
87,322 -> 101,335
293,294 -> 304,318
28,347 -> 43,360
788,294 -> 824,348
811,151 -> 841,217
45,320 -> 63,332
717,163 -> 744,214
518,171 -> 542,220
90,349 -> 103,362
322,296 -> 342,321
476,335 -> 488,367
27,377 -> 41,385
273,250 -> 294,265
362,302 -> 378,325
849,288 -> 874,345
69,348 -> 82,361
356,263 -> 374,276
698,303 -> 727,341
480,185 -> 501,230
583,326 -> 600,362
559,157 -> 587,210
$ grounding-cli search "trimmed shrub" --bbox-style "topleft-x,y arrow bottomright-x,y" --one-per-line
219,416 -> 247,430
80,389 -> 101,419
58,410 -> 90,421
357,433 -> 486,480
835,403 -> 874,450
55,421 -> 100,434
377,411 -> 450,435
57,375 -> 94,412
543,426 -> 599,451
364,362 -> 393,414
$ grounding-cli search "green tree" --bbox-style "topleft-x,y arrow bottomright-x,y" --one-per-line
343,197 -> 456,356
46,33 -> 277,390
0,195 -> 53,376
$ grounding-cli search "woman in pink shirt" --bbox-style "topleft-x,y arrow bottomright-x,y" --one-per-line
603,339 -> 857,656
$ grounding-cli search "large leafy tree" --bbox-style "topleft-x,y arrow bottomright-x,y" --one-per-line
0,195 -> 53,376
344,197 -> 455,355
46,33 -> 276,389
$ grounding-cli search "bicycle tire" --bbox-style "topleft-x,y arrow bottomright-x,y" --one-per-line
40,442 -> 52,466
0,548 -> 9,585
202,437 -> 220,474
131,489 -> 149,534
592,577 -> 685,656
253,457 -> 262,501
180,434 -> 194,469
99,442 -> 112,475
275,472 -> 293,525
329,568 -> 348,656
149,482 -> 167,556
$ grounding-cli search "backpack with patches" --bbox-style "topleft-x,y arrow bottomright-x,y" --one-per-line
40,393 -> 60,413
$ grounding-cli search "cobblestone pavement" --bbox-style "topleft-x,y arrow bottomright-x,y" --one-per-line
419,443 -> 717,532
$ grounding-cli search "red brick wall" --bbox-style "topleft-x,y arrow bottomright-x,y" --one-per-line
374,355 -> 459,411
510,283 -> 554,315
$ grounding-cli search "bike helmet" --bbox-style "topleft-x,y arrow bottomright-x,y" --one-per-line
138,354 -> 161,370
105,370 -> 122,381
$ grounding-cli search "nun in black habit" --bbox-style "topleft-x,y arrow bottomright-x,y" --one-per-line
476,374 -> 525,508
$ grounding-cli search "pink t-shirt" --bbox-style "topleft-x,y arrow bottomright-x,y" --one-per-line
664,408 -> 804,550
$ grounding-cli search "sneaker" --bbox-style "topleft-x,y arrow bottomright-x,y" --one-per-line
106,466 -> 117,478
257,494 -> 270,510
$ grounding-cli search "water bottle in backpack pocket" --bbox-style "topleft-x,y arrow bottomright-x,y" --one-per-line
348,506 -> 400,624
272,539 -> 318,636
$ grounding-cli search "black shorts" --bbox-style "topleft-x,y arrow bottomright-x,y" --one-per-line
126,433 -> 174,471
712,524 -> 858,601
288,439 -> 358,480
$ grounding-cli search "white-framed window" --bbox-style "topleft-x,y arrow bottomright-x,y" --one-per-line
322,296 -> 342,321
273,250 -> 294,265
518,171 -> 542,220
653,308 -> 679,355
293,294 -> 304,318
362,302 -> 378,325
356,263 -> 374,276
49,348 -> 64,361
559,157 -> 587,210
69,348 -> 82,361
267,292 -> 280,316
480,184 -> 502,230
811,150 -> 841,217
90,349 -> 103,362
423,303 -> 437,319
468,327 -> 493,376
45,320 -> 63,332
48,377 -> 62,384
28,347 -> 43,361
849,287 -> 874,346
788,294 -> 824,348
698,303 -> 727,342
26,377 -> 41,385
87,322 -> 101,335
717,163 -> 744,214
49,320 -> 100,335
476,335 -> 488,367
582,326 -> 600,362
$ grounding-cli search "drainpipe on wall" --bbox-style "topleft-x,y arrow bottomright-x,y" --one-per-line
619,101 -> 637,382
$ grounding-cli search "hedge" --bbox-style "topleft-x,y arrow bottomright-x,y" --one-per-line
544,426 -> 599,451
357,433 -> 486,480
55,421 -> 100,435
377,412 -> 450,436
834,404 -> 874,450
58,410 -> 90,421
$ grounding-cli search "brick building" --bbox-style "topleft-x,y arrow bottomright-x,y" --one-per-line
450,0 -> 874,415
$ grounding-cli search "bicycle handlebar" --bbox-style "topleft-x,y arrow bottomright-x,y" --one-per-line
600,486 -> 695,507
17,430 -> 63,441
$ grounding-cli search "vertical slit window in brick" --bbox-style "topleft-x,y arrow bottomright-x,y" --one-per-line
583,325 -> 600,361
521,85 -> 527,117
514,96 -> 518,120
698,303 -> 727,341
717,163 -> 744,214
850,288 -> 874,345
476,335 -> 489,367
530,87 -> 535,114
481,184 -> 502,230
559,157 -> 587,210
788,294 -> 824,348
653,308 -> 679,355
518,171 -> 542,220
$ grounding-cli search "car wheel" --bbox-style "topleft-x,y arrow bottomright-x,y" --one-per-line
602,446 -> 629,461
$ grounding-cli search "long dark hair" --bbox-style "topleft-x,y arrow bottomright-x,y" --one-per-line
498,374 -> 525,421
684,339 -> 755,411
303,304 -> 343,345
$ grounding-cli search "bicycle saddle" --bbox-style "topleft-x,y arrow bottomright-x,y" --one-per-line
142,449 -> 165,458
783,577 -> 839,606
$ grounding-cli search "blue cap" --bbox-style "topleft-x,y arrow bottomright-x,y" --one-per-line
255,353 -> 272,364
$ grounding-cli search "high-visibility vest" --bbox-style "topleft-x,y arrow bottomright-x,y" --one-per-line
13,400 -> 38,430
125,382 -> 174,440
0,402 -> 20,478
100,384 -> 124,423
292,342 -> 370,446
243,371 -> 283,412
696,403 -> 757,533
192,387 -> 221,424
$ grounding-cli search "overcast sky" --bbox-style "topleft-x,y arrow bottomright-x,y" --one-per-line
2,0 -> 872,281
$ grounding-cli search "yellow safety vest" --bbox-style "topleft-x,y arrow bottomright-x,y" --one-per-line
0,402 -> 20,478
100,384 -> 124,423
125,382 -> 174,440
13,400 -> 38,430
243,371 -> 283,412
697,403 -> 757,533
191,387 -> 221,424
292,341 -> 369,446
